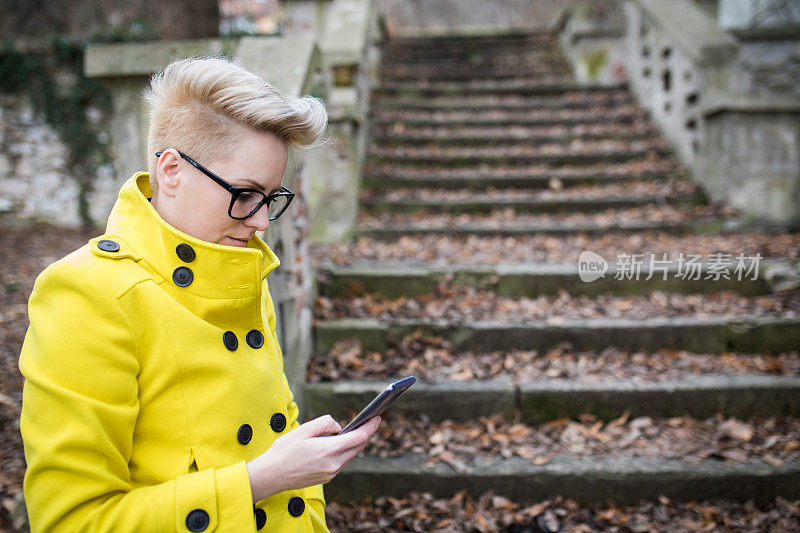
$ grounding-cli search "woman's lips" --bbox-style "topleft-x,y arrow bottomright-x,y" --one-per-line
227,237 -> 249,247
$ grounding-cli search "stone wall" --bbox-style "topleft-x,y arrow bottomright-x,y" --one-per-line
377,0 -> 570,36
698,105 -> 800,225
555,0 -> 627,85
730,38 -> 800,97
0,59 -> 116,228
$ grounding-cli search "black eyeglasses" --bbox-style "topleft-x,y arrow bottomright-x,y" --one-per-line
155,150 -> 294,221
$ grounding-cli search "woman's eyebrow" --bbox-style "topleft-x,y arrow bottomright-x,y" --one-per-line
239,178 -> 265,191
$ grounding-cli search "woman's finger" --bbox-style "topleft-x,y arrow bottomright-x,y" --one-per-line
327,416 -> 381,452
292,415 -> 342,439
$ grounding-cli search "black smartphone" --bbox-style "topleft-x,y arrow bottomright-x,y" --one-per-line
337,376 -> 416,434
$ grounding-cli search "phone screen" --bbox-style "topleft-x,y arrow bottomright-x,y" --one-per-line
337,376 -> 416,434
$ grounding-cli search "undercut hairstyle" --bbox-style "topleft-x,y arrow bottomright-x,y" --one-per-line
143,56 -> 328,193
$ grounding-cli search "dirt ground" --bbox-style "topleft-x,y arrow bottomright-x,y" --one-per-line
0,224 -> 97,531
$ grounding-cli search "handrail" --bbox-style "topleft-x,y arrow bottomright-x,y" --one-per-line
634,0 -> 737,66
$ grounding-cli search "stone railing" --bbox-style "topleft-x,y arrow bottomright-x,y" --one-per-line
553,0 -> 800,226
621,0 -> 738,167
622,0 -> 800,226
551,1 -> 627,85
306,0 -> 380,244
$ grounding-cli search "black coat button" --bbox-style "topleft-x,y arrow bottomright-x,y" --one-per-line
246,330 -> 264,349
288,497 -> 305,517
185,509 -> 209,531
173,266 -> 194,287
237,424 -> 253,445
270,413 -> 287,433
97,239 -> 120,252
254,507 -> 266,529
223,331 -> 238,351
176,243 -> 196,263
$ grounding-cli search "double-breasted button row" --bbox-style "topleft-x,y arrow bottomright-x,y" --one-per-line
172,244 -> 196,287
237,424 -> 253,445
288,497 -> 305,517
176,243 -> 196,263
236,414 -> 285,444
173,266 -> 193,287
253,506 -> 267,529
246,330 -> 264,349
185,509 -> 209,531
251,500 -> 302,527
220,330 -> 264,350
223,331 -> 238,351
270,413 -> 287,433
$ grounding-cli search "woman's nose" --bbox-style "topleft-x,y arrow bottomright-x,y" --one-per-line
245,206 -> 271,231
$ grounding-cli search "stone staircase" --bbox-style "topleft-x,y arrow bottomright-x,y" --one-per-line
307,32 -> 800,509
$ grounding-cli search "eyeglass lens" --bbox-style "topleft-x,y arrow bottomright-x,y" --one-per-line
231,191 -> 290,220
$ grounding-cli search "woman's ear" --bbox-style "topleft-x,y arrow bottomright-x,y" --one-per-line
155,149 -> 182,198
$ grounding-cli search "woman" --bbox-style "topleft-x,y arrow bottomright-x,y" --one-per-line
18,57 -> 380,532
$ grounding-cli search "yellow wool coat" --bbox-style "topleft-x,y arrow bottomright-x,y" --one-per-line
19,173 -> 328,532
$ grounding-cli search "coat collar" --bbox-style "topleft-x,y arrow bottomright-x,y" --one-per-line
103,173 -> 280,301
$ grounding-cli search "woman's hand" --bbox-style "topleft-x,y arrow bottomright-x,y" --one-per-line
246,414 -> 381,502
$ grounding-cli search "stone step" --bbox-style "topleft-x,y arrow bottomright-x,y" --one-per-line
380,67 -> 574,82
363,169 -> 679,190
387,30 -> 555,42
379,52 -> 563,68
372,81 -> 623,96
326,453 -> 800,505
384,33 -> 557,51
381,46 -> 561,61
365,149 -> 665,167
369,94 -> 636,112
326,491 -> 800,530
302,374 -> 800,422
311,231 -> 800,267
360,192 -> 702,215
369,111 -> 646,128
313,315 -> 800,355
385,38 -> 557,52
353,219 -> 724,240
381,59 -> 569,72
317,260 -> 771,299
368,127 -> 658,146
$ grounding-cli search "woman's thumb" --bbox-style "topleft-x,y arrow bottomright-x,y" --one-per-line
296,415 -> 342,437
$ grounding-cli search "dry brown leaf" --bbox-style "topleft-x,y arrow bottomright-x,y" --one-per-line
763,453 -> 785,467
475,512 -> 492,533
720,419 -> 754,442
533,454 -> 552,466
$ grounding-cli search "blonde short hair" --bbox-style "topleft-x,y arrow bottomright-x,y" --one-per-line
143,56 -> 327,192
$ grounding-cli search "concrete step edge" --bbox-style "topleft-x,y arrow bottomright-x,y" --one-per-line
362,172 -> 679,189
369,100 -> 636,111
360,193 -> 702,214
317,258 -> 776,297
302,374 -> 800,422
326,453 -> 800,505
368,132 -> 659,146
352,219 -> 724,239
313,315 -> 800,354
364,150 -> 663,165
372,82 -> 626,95
368,115 -> 646,127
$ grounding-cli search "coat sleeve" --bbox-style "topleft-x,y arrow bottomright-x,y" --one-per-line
263,281 -> 329,530
19,261 -> 256,533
